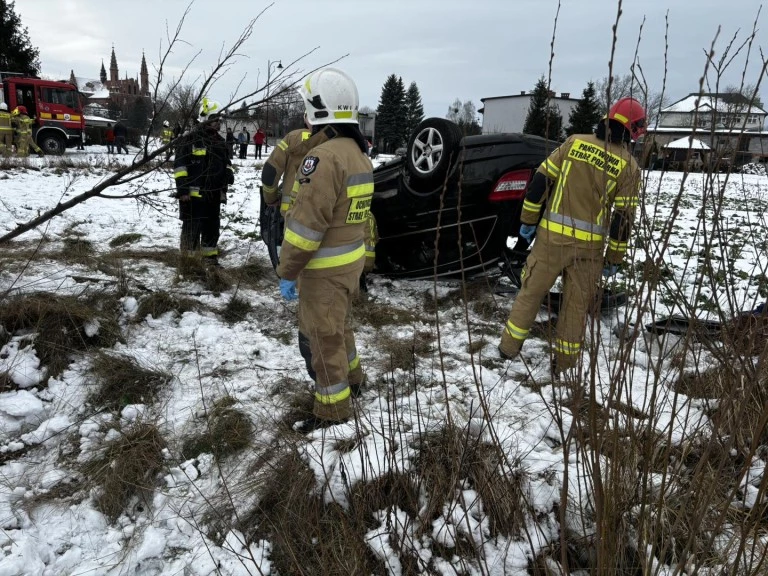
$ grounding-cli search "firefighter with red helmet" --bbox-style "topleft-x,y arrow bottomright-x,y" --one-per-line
0,103 -> 13,156
11,106 -> 44,157
498,97 -> 645,375
276,68 -> 374,433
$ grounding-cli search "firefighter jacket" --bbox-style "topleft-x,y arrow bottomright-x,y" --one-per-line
173,125 -> 234,200
161,128 -> 173,144
0,110 -> 12,134
12,113 -> 35,137
520,133 -> 640,265
364,211 -> 378,273
277,136 -> 374,281
261,128 -> 329,214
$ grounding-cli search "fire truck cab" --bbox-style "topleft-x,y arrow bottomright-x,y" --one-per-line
1,72 -> 86,155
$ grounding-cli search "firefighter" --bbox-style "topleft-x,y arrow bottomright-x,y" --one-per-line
498,97 -> 646,375
161,120 -> 174,145
11,106 -> 44,157
0,103 -> 13,156
172,97 -> 234,264
277,68 -> 374,433
262,116 -> 379,291
161,120 -> 174,160
261,115 -> 318,215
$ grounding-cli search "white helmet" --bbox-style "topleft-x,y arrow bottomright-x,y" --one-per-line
0,102 -> 7,111
163,120 -> 170,127
199,97 -> 224,120
298,68 -> 359,125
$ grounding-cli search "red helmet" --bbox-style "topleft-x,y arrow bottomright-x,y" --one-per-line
607,97 -> 647,140
14,105 -> 28,115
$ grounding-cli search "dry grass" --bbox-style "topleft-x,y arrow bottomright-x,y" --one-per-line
377,330 -> 435,372
60,236 -> 95,263
88,352 -> 172,412
221,295 -> 253,323
0,292 -> 122,376
108,233 -> 143,248
353,300 -> 425,328
181,396 -> 252,460
135,290 -> 197,320
228,259 -> 271,289
176,255 -> 232,294
81,421 -> 166,522
238,450 -> 385,576
412,425 -> 527,536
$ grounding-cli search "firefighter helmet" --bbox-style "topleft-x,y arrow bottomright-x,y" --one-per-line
163,120 -> 170,127
198,97 -> 224,121
298,68 -> 359,125
0,102 -> 7,111
607,97 -> 647,140
13,105 -> 27,116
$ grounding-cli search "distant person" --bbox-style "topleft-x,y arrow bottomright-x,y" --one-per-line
237,126 -> 249,159
105,123 -> 115,154
253,127 -> 265,159
76,133 -> 85,151
225,127 -> 236,159
113,120 -> 129,154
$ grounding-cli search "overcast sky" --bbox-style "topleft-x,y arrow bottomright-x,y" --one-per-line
15,0 -> 767,118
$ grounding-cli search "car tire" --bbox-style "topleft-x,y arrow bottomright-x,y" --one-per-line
38,133 -> 66,156
406,118 -> 462,191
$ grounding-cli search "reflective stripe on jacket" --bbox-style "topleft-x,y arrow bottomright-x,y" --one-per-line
521,133 -> 640,262
277,136 -> 374,280
173,125 -> 232,198
0,111 -> 12,132
261,128 -> 312,210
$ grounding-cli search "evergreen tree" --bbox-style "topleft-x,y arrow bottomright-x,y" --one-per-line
566,81 -> 602,136
0,0 -> 40,76
404,81 -> 424,138
375,74 -> 407,152
523,76 -> 563,141
125,97 -> 151,131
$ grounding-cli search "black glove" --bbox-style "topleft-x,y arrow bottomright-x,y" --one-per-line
359,273 -> 368,293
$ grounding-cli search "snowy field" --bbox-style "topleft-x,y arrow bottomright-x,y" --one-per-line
1,144 -> 767,574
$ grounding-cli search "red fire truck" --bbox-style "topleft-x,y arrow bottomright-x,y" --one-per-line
1,72 -> 86,155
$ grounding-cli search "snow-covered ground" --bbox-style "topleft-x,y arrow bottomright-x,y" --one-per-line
1,144 -> 767,574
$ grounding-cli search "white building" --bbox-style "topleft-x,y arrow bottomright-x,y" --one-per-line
479,91 -> 580,134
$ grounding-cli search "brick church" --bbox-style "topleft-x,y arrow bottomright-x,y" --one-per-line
69,47 -> 150,112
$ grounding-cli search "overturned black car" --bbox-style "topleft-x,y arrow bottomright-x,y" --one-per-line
260,117 -> 550,280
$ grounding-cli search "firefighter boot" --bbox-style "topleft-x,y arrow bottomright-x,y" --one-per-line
294,414 -> 348,434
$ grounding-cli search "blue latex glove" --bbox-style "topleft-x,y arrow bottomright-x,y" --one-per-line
519,224 -> 537,243
602,264 -> 620,278
279,278 -> 297,301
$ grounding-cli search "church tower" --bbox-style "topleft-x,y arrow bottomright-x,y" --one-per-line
109,46 -> 119,83
140,52 -> 149,96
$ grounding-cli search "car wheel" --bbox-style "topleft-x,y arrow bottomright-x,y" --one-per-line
406,118 -> 462,190
38,133 -> 66,156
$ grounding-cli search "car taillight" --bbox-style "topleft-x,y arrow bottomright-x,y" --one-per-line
488,169 -> 532,202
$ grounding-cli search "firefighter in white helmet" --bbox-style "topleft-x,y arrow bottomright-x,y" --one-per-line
172,98 -> 234,264
276,68 -> 374,433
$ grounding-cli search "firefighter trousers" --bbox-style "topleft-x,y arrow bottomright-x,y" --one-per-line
0,130 -> 13,156
178,199 -> 198,252
189,195 -> 221,260
297,271 -> 364,422
15,134 -> 42,157
499,240 -> 603,370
